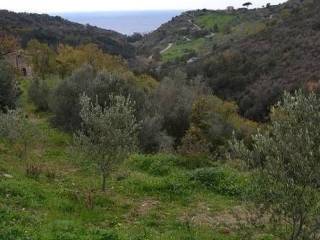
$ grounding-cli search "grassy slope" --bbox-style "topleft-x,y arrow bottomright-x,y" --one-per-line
161,11 -> 266,63
0,79 -> 252,240
195,13 -> 236,31
161,38 -> 206,62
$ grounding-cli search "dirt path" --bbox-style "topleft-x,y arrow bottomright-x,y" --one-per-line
188,19 -> 202,31
160,43 -> 173,54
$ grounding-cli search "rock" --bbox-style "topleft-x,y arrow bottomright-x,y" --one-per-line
3,173 -> 13,178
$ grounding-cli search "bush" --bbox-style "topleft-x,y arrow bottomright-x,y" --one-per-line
28,78 -> 50,111
129,154 -> 176,176
44,167 -> 57,181
175,155 -> 214,170
129,154 -> 214,173
0,109 -> 39,160
180,95 -> 257,157
138,115 -> 161,153
152,70 -> 206,145
50,64 -> 146,131
0,60 -> 18,110
190,167 -> 248,197
138,115 -> 174,153
49,65 -> 95,131
25,163 -> 42,180
178,126 -> 211,157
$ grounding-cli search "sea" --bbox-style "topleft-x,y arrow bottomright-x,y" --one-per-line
58,10 -> 183,35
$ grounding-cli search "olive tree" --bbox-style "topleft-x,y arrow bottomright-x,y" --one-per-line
74,94 -> 140,191
230,90 -> 320,240
0,109 -> 38,160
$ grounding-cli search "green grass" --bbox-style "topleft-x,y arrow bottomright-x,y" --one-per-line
0,134 -> 242,239
195,13 -> 236,31
232,21 -> 267,37
161,38 -> 206,62
0,119 -> 244,239
161,11 -> 268,63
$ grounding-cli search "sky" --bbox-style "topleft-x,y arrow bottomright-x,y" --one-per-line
1,0 -> 287,13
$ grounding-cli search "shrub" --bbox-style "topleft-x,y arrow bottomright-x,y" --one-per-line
50,64 -> 146,131
138,115 -> 163,153
190,166 -> 248,197
28,78 -> 50,111
44,167 -> 57,181
178,126 -> 211,157
0,109 -> 39,160
128,154 -> 175,176
25,163 -> 42,180
180,95 -> 257,157
26,39 -> 57,78
175,155 -> 214,170
152,70 -> 207,145
0,60 -> 18,111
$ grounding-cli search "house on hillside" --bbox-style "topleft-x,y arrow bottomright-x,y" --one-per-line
4,51 -> 32,76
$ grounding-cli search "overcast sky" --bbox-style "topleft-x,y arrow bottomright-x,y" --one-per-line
1,0 -> 287,13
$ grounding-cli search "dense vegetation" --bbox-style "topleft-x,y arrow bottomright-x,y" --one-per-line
136,0 -> 319,121
0,60 -> 18,110
200,0 -> 320,120
0,10 -> 135,58
1,0 -> 320,239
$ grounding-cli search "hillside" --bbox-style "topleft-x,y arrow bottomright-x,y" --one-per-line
199,0 -> 320,120
0,10 -> 135,58
0,79 -> 251,240
136,0 -> 319,121
135,7 -> 276,61
2,1 -> 320,239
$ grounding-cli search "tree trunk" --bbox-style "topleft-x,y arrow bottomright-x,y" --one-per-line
102,173 -> 107,192
23,142 -> 27,161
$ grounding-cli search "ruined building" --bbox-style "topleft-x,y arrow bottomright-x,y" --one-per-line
4,51 -> 32,76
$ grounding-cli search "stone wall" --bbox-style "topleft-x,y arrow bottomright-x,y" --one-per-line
4,51 -> 32,76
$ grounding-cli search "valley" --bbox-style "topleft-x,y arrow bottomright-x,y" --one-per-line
1,0 -> 320,239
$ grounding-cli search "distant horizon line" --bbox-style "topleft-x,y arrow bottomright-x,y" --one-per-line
2,8 -> 244,15
53,9 -> 186,12
2,4 -> 279,16
2,9 -> 188,14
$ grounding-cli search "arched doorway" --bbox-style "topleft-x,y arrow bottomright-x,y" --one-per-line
22,68 -> 27,76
